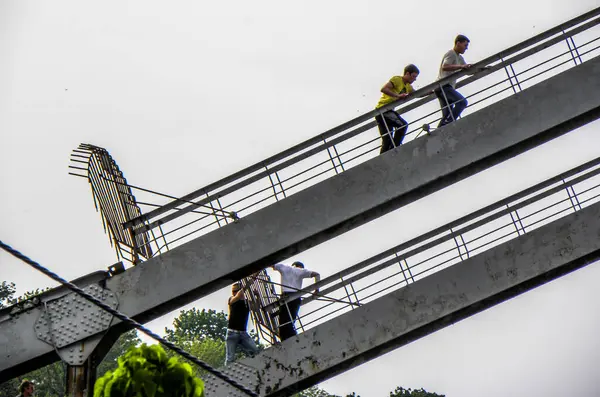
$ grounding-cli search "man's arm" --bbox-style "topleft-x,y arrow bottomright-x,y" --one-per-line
380,81 -> 409,100
309,271 -> 321,294
310,271 -> 321,283
228,289 -> 245,305
272,263 -> 283,273
442,63 -> 471,72
228,276 -> 259,304
441,52 -> 472,72
408,86 -> 433,98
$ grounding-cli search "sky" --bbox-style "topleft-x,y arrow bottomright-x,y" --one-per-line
2,1 -> 600,396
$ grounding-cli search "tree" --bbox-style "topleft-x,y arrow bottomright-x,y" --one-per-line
0,281 -> 16,308
389,387 -> 445,397
97,330 -> 142,376
21,363 -> 65,397
172,338 -> 226,378
165,307 -> 262,348
94,344 -> 204,397
165,308 -> 228,342
294,386 -> 338,397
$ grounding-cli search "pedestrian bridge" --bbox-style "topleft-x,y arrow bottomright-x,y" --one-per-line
1,7 -> 600,397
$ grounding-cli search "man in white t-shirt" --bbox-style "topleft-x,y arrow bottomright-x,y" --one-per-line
435,34 -> 471,127
272,261 -> 320,341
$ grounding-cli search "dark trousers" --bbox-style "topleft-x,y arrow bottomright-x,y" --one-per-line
435,84 -> 468,127
278,293 -> 302,341
375,110 -> 408,154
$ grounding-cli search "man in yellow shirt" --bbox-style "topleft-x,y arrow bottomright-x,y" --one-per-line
375,64 -> 419,154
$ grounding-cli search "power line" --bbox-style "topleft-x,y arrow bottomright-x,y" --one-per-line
0,240 -> 257,397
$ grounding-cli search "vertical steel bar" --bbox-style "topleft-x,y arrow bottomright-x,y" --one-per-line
507,205 -> 522,236
403,258 -> 415,283
205,192 -> 223,227
332,144 -> 346,172
438,82 -> 456,123
340,276 -> 355,309
564,30 -> 579,65
274,171 -> 287,199
513,209 -> 526,233
158,224 -> 170,252
508,64 -> 523,91
296,304 -> 305,334
450,228 -> 465,261
569,185 -> 582,210
564,179 -> 579,211
503,59 -> 518,94
148,227 -> 161,256
396,253 -> 410,285
379,110 -> 396,149
569,36 -> 583,63
349,283 -> 360,306
458,234 -> 470,259
324,138 -> 341,175
216,198 -> 229,225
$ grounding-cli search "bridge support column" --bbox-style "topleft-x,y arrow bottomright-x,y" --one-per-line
65,357 -> 97,397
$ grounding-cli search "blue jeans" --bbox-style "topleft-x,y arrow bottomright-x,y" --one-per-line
225,329 -> 258,365
435,84 -> 468,127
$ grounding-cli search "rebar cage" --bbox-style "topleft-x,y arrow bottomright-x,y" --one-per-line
69,143 -> 160,265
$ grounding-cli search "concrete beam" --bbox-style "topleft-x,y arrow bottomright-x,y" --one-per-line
212,199 -> 600,397
2,55 -> 600,380
113,55 -> 600,323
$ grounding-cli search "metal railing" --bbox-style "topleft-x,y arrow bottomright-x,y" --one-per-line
284,155 -> 600,332
123,8 -> 600,259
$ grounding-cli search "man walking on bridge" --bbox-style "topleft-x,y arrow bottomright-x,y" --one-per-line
435,34 -> 472,127
374,64 -> 420,154
225,282 -> 259,365
272,261 -> 320,341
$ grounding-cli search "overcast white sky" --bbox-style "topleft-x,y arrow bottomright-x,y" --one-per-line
2,1 -> 600,396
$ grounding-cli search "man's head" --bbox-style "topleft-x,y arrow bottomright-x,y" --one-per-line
292,261 -> 304,269
402,64 -> 420,84
19,380 -> 34,397
454,34 -> 470,54
231,282 -> 241,295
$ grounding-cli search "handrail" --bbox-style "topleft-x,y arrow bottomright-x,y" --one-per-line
123,8 -> 600,241
269,154 -> 600,308
290,157 -> 600,330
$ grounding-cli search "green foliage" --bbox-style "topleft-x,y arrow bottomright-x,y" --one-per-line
23,363 -> 65,397
0,281 -> 16,308
292,386 -> 362,397
0,284 -> 52,310
94,344 -> 204,397
98,331 -> 142,376
165,309 -> 228,342
168,338 -> 226,378
165,307 -> 262,350
0,379 -> 19,397
294,385 -> 338,397
389,387 -> 445,397
292,386 -> 442,397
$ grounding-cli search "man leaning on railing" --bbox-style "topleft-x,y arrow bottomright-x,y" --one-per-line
374,64 -> 420,154
272,261 -> 320,341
